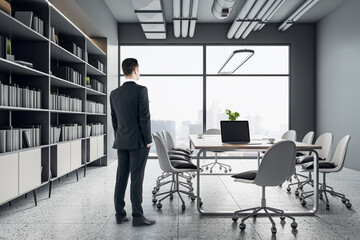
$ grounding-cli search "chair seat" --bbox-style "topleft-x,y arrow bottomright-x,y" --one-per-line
172,148 -> 193,155
296,156 -> 325,165
302,161 -> 337,170
169,155 -> 190,161
231,170 -> 258,183
171,160 -> 197,170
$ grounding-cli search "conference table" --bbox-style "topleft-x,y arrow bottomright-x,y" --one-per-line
189,134 -> 322,217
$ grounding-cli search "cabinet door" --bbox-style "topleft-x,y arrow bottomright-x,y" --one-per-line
70,140 -> 82,171
19,149 -> 41,195
57,142 -> 71,177
97,135 -> 104,158
89,137 -> 97,162
0,153 -> 18,204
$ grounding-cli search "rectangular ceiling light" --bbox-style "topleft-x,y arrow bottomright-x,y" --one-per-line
144,32 -> 166,39
136,12 -> 164,22
141,23 -> 166,32
132,0 -> 162,10
218,49 -> 255,74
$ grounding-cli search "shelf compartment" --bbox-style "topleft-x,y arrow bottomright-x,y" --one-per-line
86,87 -> 106,96
51,75 -> 85,89
0,57 -> 48,76
0,106 -> 48,112
50,42 -> 85,64
86,63 -> 106,76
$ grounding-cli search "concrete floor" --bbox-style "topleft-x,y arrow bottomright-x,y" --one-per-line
0,158 -> 359,240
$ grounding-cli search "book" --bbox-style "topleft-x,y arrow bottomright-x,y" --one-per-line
14,11 -> 33,27
0,130 -> 6,153
0,35 -> 5,58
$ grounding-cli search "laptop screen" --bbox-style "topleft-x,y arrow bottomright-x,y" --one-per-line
220,121 -> 250,143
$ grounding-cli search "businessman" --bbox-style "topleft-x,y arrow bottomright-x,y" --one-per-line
110,58 -> 155,227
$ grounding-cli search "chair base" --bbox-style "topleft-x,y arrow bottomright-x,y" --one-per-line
201,154 -> 232,173
152,172 -> 193,195
232,206 -> 297,234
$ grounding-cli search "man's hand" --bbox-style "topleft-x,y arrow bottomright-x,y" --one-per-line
147,143 -> 151,148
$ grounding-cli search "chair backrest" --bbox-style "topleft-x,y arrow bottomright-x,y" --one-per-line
281,130 -> 297,141
330,135 -> 351,172
153,133 -> 175,173
162,130 -> 175,151
314,133 -> 333,161
254,140 -> 296,187
204,128 -> 221,135
302,131 -> 315,144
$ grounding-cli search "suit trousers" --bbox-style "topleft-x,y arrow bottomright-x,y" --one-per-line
114,147 -> 150,217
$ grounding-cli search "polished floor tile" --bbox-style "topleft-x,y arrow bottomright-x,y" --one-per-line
0,159 -> 359,239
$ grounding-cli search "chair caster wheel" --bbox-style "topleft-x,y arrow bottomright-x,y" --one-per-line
152,190 -> 157,195
299,185 -> 303,190
191,196 -> 196,201
224,170 -> 228,173
187,179 -> 191,183
319,194 -> 323,200
271,227 -> 277,234
219,166 -> 222,170
287,187 -> 291,192
326,204 -> 330,210
190,187 -> 194,191
346,202 -> 352,208
279,184 -> 282,187
200,201 -> 203,207
152,198 -> 157,204
192,173 -> 196,178
181,205 -> 186,211
229,168 -> 232,172
206,167 -> 209,170
341,198 -> 347,203
155,187 -> 160,191
232,215 -> 238,222
157,203 -> 162,209
295,190 -> 299,196
170,194 -> 173,200
291,222 -> 298,229
239,222 -> 246,230
210,170 -> 212,173
280,216 -> 285,221
301,200 -> 307,206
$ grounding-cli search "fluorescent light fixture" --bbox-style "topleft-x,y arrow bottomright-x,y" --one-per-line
218,49 -> 255,74
278,0 -> 319,31
189,0 -> 199,38
234,0 -> 266,39
141,23 -> 165,32
131,0 -> 162,11
256,0 -> 285,31
227,0 -> 256,39
181,0 -> 190,38
173,0 -> 181,38
144,32 -> 166,39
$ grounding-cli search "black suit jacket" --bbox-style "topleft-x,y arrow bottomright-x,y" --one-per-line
110,81 -> 152,150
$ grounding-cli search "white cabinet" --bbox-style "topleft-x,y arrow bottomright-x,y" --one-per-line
19,149 -> 41,194
70,140 -> 82,171
57,142 -> 71,177
0,153 -> 18,204
97,135 -> 104,158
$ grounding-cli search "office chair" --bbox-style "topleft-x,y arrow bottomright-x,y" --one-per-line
231,140 -> 297,235
152,133 -> 201,211
299,135 -> 351,210
152,132 -> 193,195
287,133 -> 333,195
200,129 -> 232,173
286,131 -> 314,191
281,130 -> 297,141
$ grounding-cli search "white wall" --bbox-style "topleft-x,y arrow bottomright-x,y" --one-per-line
316,0 -> 360,170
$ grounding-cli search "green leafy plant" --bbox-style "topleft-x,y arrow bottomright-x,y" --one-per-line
6,38 -> 11,55
86,76 -> 90,85
225,109 -> 240,121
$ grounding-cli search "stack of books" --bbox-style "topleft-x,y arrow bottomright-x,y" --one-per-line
50,93 -> 82,112
0,125 -> 41,153
50,124 -> 82,143
89,59 -> 105,73
86,100 -> 104,114
86,123 -> 104,137
52,66 -> 82,85
0,81 -> 42,108
14,11 -> 44,36
62,42 -> 83,59
88,78 -> 104,93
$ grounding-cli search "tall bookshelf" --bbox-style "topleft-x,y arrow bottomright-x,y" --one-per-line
0,0 -> 107,206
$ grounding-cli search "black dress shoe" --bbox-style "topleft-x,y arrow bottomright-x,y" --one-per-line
115,213 -> 130,224
132,216 -> 156,227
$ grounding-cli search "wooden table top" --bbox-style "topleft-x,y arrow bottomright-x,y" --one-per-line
189,135 -> 322,151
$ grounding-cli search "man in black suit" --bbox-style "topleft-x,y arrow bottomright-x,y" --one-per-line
110,58 -> 155,227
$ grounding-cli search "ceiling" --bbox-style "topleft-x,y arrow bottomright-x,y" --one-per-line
104,0 -> 348,24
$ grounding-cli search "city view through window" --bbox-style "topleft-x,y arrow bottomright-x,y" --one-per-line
120,45 -> 289,156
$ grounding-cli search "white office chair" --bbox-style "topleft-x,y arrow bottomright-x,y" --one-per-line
281,130 -> 297,141
200,129 -> 232,173
152,133 -> 200,211
287,133 -> 333,195
299,135 -> 351,210
231,140 -> 297,235
286,131 -> 314,191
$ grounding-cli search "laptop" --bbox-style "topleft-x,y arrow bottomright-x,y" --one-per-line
220,120 -> 251,144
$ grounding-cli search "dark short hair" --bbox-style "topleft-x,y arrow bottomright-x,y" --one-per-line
122,58 -> 138,76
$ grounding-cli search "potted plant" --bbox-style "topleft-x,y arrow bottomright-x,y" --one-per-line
6,37 -> 14,61
225,109 -> 240,121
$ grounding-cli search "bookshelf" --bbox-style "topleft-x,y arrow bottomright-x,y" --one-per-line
0,0 -> 107,206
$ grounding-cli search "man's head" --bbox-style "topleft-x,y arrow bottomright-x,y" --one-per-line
122,58 -> 139,80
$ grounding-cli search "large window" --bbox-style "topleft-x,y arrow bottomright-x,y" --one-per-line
119,45 -> 289,157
